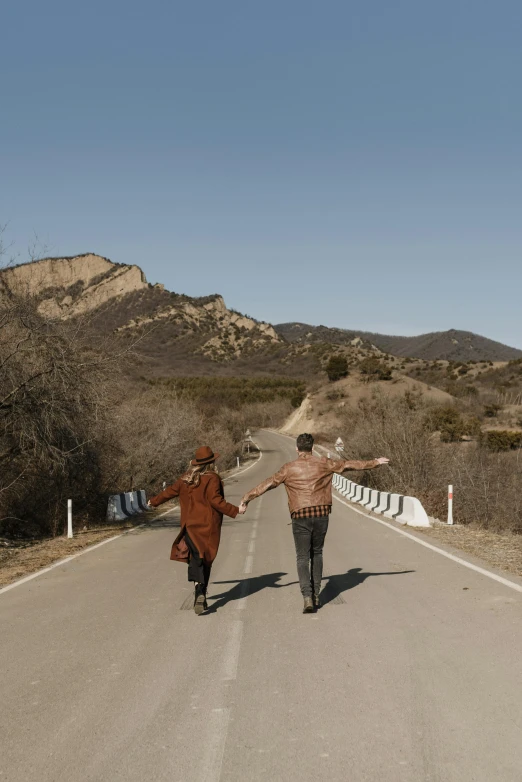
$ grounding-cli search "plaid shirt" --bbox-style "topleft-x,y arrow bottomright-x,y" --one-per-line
291,504 -> 331,520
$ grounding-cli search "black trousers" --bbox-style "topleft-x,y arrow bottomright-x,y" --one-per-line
291,516 -> 329,598
185,532 -> 211,592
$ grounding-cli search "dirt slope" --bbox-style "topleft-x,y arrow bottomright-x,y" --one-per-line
281,373 -> 453,437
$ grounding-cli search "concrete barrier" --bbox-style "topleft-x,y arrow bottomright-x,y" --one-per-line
107,490 -> 148,522
136,490 -> 149,511
323,446 -> 430,527
332,473 -> 430,527
399,496 -> 430,526
361,487 -> 372,506
107,495 -> 126,522
348,482 -> 358,501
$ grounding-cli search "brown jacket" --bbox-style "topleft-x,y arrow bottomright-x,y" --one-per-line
241,452 -> 380,515
149,473 -> 238,565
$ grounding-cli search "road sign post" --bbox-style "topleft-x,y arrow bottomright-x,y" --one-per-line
67,499 -> 73,538
447,485 -> 453,525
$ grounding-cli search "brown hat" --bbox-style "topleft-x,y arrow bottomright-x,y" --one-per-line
191,445 -> 220,466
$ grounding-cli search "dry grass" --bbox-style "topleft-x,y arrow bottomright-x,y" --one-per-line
417,523 -> 522,578
0,525 -> 139,588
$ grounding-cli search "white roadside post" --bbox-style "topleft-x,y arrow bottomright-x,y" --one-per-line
67,499 -> 73,538
447,485 -> 454,525
237,456 -> 240,468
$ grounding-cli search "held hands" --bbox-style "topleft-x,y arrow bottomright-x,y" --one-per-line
238,501 -> 248,515
376,457 -> 390,466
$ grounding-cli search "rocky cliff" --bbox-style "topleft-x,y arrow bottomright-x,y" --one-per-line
2,254 -> 148,318
0,255 -> 286,372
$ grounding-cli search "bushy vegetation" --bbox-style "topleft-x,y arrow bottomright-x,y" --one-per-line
0,291 -> 297,540
325,355 -> 349,382
148,376 -> 306,410
358,356 -> 392,381
339,392 -> 522,534
480,430 -> 522,452
425,405 -> 481,442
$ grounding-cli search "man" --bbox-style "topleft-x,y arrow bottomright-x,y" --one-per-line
239,433 -> 389,613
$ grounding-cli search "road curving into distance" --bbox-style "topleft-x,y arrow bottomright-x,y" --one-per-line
1,429 -> 522,781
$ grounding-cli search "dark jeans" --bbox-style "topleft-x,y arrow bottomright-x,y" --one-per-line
185,532 -> 211,593
291,516 -> 329,598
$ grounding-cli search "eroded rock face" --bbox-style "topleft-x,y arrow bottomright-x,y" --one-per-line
2,254 -> 148,319
3,254 -> 114,295
0,253 -> 285,363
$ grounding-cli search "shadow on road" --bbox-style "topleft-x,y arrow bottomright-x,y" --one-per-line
206,572 -> 290,612
320,567 -> 415,606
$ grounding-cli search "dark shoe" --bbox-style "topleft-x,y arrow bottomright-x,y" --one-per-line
194,593 -> 206,615
313,592 -> 321,609
194,584 -> 206,615
303,597 -> 314,613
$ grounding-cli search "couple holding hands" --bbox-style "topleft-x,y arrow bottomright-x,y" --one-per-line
148,434 -> 389,615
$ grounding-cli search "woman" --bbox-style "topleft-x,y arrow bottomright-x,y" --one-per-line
148,446 -> 239,615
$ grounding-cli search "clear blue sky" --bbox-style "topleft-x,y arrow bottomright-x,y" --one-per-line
2,0 -> 521,347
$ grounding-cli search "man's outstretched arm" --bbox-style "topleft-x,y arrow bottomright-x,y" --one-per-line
332,456 -> 389,473
240,465 -> 287,509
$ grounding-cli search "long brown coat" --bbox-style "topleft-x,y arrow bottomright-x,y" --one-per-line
149,473 -> 239,565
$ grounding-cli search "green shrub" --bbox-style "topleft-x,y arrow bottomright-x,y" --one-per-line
359,357 -> 392,381
325,355 -> 349,382
426,405 -> 480,442
481,430 -> 522,452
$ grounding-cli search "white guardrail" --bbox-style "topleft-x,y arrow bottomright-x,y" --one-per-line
332,473 -> 430,528
107,490 -> 149,522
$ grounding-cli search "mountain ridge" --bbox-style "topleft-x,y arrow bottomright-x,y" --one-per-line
1,254 -> 519,367
275,322 -> 522,362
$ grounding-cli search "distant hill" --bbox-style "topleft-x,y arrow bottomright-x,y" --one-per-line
276,323 -> 522,362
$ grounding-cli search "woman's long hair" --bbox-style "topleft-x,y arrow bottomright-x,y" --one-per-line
181,461 -> 218,487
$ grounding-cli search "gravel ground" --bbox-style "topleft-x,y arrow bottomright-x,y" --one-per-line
417,523 -> 522,577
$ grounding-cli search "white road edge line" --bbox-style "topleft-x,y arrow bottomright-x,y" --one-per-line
333,496 -> 522,594
243,555 -> 254,574
0,525 -> 146,597
269,428 -> 522,596
223,440 -> 263,482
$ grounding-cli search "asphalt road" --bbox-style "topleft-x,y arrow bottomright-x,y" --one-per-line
1,430 -> 522,782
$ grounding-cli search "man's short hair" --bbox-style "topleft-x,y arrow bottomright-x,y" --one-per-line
296,433 -> 314,452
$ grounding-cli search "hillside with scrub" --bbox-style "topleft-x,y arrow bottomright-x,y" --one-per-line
285,353 -> 522,537
1,251 -> 521,555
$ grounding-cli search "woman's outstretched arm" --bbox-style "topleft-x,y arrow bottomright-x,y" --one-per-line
148,479 -> 182,507
206,474 -> 239,518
